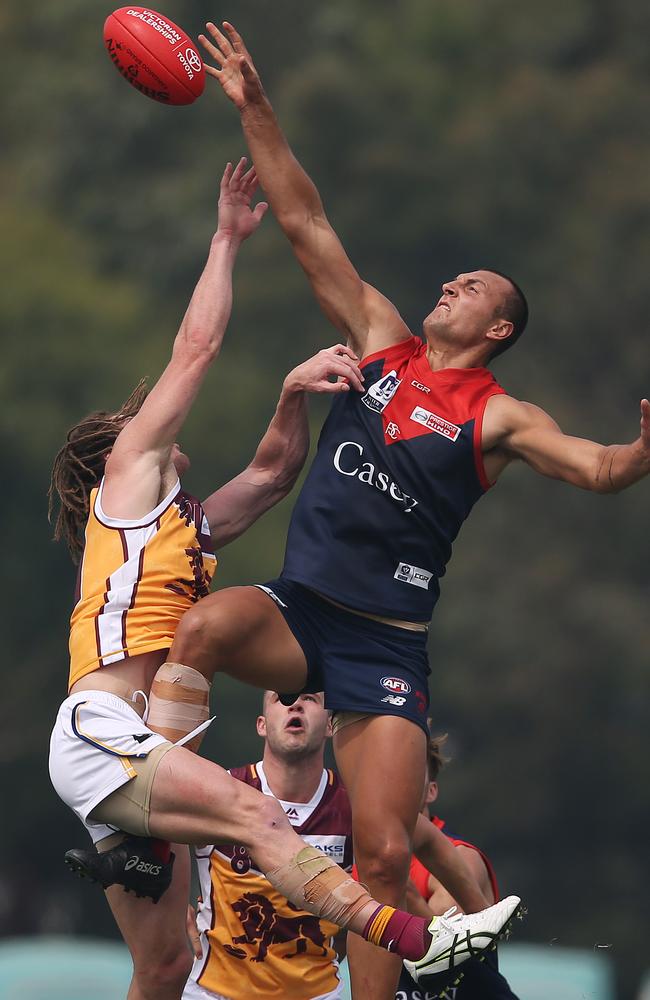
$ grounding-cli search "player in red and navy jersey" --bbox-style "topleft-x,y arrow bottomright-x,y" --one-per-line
124,22 -> 647,998
397,736 -> 519,1000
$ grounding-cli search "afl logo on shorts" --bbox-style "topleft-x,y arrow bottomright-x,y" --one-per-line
381,676 -> 411,695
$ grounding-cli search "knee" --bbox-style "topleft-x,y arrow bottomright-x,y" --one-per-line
241,793 -> 290,851
133,945 -> 193,999
173,599 -> 233,669
354,828 -> 412,890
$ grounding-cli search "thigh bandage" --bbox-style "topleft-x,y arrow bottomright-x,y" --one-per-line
147,662 -> 211,751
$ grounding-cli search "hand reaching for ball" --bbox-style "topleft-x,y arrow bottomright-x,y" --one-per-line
217,157 -> 268,242
199,21 -> 265,110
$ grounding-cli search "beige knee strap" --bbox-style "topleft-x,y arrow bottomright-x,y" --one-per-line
147,662 -> 211,750
267,847 -> 374,928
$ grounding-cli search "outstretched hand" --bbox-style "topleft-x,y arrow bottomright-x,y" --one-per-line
284,345 -> 366,396
217,157 -> 268,241
199,21 -> 265,110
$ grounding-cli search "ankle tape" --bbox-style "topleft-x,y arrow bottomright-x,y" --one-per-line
267,847 -> 373,927
147,662 -> 211,747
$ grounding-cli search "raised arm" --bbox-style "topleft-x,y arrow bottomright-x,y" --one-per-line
483,394 -> 650,492
198,21 -> 411,359
203,344 -> 365,547
101,160 -> 267,519
411,812 -> 490,914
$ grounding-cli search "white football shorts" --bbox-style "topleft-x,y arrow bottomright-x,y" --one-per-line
49,689 -> 171,843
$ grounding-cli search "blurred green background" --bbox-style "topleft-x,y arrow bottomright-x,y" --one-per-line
2,0 -> 649,996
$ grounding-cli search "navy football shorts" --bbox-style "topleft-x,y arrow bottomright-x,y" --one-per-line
257,577 -> 431,736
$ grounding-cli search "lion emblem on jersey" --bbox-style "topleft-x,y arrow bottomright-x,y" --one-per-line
225,892 -> 328,963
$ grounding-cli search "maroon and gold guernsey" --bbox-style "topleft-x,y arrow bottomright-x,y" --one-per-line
190,762 -> 352,1000
69,477 -> 215,690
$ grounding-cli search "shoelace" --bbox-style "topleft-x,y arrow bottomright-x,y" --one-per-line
436,906 -> 463,935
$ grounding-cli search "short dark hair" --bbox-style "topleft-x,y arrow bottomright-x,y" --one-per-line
483,269 -> 529,359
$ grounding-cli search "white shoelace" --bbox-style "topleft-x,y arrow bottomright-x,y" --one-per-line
435,906 -> 462,935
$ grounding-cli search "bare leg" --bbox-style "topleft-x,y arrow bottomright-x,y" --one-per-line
334,715 -> 427,1000
168,586 -> 308,689
102,840 -> 192,1000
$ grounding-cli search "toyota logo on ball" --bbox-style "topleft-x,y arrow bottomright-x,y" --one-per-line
186,48 -> 202,72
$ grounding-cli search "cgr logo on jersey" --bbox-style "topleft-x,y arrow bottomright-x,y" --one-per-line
410,406 -> 461,441
381,676 -> 411,695
362,370 -> 402,413
394,562 -> 433,590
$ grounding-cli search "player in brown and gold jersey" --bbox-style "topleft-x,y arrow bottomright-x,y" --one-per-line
184,692 -> 350,1000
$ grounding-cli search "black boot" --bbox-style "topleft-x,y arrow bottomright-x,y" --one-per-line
64,836 -> 175,903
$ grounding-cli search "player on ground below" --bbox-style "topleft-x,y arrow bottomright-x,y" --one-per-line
396,734 -> 520,999
49,160 -> 518,1000
183,692 -> 350,1000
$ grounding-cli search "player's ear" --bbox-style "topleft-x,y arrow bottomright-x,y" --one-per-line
256,715 -> 266,737
425,780 -> 438,805
486,318 -> 513,348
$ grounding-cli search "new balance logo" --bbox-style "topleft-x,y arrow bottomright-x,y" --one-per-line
381,694 -> 407,706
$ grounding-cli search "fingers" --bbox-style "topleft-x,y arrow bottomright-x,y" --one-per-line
220,161 -> 234,190
205,21 -> 234,58
329,343 -> 360,362
223,21 -> 251,60
198,30 -> 225,69
230,155 -> 249,186
253,201 -> 269,223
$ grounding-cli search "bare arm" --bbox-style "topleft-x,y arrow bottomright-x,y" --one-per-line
425,846 -> 494,916
483,394 -> 650,492
198,21 -> 411,359
102,160 -> 267,519
202,345 -> 365,548
412,812 -> 490,914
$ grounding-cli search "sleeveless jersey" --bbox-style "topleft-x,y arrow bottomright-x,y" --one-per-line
192,762 -> 352,1000
398,815 -> 519,1000
282,337 -> 506,621
68,477 -> 216,689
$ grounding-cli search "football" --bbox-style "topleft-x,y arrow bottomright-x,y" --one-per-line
103,7 -> 205,105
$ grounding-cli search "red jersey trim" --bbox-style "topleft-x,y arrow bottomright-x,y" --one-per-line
360,336 -> 418,370
473,391 -> 504,492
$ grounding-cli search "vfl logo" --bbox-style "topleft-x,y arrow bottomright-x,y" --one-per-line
394,562 -> 433,590
381,676 -> 411,695
410,406 -> 461,442
362,371 -> 401,413
382,694 -> 407,706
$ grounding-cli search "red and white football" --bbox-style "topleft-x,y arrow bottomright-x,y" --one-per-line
103,7 -> 205,105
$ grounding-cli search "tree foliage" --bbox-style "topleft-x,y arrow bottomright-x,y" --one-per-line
1,1 -> 649,994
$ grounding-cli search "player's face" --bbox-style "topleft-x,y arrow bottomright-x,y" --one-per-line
260,692 -> 331,760
171,443 -> 190,476
422,270 -> 511,350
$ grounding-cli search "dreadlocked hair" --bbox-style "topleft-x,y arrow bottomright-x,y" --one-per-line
48,379 -> 149,563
